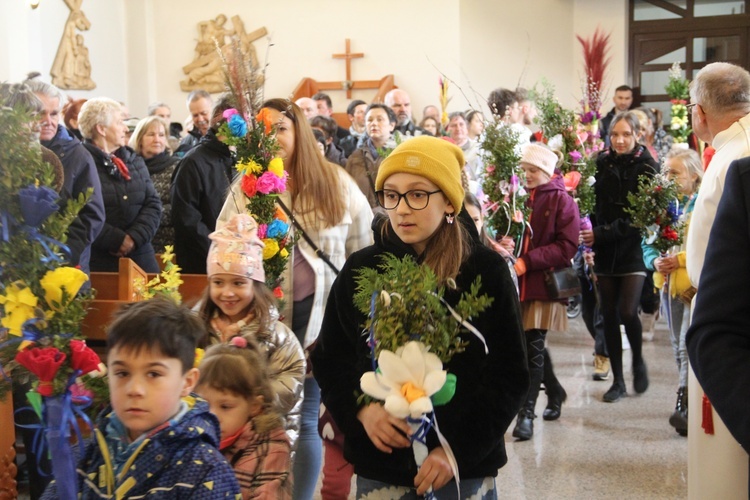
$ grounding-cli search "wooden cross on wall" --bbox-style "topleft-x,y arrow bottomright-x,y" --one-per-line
333,39 -> 363,98
314,39 -> 384,99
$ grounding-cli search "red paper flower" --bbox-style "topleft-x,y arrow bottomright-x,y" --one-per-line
69,339 -> 102,375
241,174 -> 258,197
273,286 -> 284,299
15,347 -> 67,396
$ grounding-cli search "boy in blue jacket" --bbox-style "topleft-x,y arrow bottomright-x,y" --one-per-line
42,298 -> 241,499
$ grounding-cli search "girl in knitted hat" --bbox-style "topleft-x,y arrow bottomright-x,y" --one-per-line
197,213 -> 305,452
312,135 -> 528,499
510,143 -> 580,441
197,336 -> 292,499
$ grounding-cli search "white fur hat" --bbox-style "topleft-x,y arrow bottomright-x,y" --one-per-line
521,143 -> 558,177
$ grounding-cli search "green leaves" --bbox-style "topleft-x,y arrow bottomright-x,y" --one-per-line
353,253 -> 493,363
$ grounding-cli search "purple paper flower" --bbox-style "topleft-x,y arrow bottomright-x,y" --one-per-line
267,219 -> 289,239
257,224 -> 268,240
228,114 -> 248,138
569,150 -> 583,162
19,185 -> 59,227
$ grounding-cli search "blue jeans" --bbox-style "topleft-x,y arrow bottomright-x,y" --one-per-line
662,290 -> 690,387
356,476 -> 497,499
292,376 -> 322,499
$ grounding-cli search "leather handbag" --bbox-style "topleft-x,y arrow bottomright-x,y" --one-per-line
544,267 -> 582,299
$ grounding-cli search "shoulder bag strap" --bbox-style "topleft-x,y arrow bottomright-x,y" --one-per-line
276,198 -> 340,275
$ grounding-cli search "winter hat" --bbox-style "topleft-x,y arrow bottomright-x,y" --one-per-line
520,143 -> 559,177
207,214 -> 265,282
376,135 -> 465,213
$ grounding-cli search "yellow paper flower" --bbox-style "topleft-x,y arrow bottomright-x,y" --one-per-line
194,348 -> 205,368
40,267 -> 88,311
262,238 -> 280,260
237,160 -> 262,175
0,281 -> 39,336
268,157 -> 285,178
280,248 -> 289,259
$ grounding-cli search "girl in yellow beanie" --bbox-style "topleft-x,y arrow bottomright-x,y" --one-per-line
312,135 -> 528,499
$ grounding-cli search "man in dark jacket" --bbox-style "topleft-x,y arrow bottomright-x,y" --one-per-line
599,85 -> 634,146
28,80 -> 105,278
385,89 -> 426,137
171,95 -> 236,274
174,90 -> 213,157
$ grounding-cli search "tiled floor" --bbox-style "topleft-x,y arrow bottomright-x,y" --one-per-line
318,315 -> 688,499
494,315 -> 688,499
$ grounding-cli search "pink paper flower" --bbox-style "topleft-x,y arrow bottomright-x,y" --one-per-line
256,171 -> 286,194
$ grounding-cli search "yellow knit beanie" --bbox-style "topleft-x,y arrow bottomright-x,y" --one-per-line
376,136 -> 465,214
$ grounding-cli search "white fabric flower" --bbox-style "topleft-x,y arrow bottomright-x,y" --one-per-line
360,341 -> 447,419
547,134 -> 564,152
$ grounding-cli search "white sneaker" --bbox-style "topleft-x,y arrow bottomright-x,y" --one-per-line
640,312 -> 656,342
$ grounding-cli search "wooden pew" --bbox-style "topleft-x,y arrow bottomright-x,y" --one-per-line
84,259 -> 208,345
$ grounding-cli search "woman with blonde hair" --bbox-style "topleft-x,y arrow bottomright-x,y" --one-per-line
129,116 -> 178,253
218,98 -> 373,499
79,97 -> 161,273
642,147 -> 702,436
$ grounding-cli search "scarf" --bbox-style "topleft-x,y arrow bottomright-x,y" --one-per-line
111,154 -> 131,181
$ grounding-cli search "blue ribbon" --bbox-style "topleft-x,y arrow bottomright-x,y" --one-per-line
22,225 -> 70,264
367,291 -> 378,371
14,373 -> 93,479
407,414 -> 433,447
0,211 -> 11,242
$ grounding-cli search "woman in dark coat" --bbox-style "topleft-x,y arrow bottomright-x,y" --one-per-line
312,136 -> 528,498
511,143 -> 580,440
79,97 -> 161,273
581,112 -> 658,403
129,116 -> 179,254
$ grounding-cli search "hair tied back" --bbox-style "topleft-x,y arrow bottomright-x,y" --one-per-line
230,336 -> 248,348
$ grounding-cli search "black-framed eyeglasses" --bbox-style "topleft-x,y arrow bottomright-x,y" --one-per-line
376,189 -> 442,210
686,103 -> 699,112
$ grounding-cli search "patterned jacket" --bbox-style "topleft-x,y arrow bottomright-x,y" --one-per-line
42,396 -> 241,499
222,422 -> 292,499
209,308 -> 305,449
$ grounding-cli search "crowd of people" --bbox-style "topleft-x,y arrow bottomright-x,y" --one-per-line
4,59 -> 750,498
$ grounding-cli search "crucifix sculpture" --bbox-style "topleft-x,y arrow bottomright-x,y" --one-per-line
332,39 -> 364,98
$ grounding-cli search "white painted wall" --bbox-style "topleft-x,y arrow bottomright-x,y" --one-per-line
0,0 -> 627,122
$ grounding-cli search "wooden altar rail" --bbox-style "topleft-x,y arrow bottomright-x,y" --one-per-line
82,259 -> 208,345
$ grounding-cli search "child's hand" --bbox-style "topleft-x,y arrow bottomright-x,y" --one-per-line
414,447 -> 454,495
498,236 -> 516,252
357,403 -> 411,453
580,230 -> 595,247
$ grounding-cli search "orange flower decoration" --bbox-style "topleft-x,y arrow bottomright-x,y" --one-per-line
274,206 -> 288,223
256,108 -> 273,135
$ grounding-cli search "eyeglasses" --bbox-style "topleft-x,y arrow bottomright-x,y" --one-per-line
376,189 -> 442,210
686,103 -> 699,112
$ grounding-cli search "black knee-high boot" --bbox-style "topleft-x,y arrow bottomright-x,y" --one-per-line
543,348 -> 567,420
513,329 -> 546,440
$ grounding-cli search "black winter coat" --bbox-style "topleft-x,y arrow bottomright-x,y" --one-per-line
42,125 -> 105,277
170,131 -> 236,274
592,145 -> 658,275
83,143 -> 161,273
311,215 -> 529,487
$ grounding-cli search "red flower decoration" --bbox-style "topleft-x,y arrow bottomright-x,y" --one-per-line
15,347 -> 67,396
69,339 -> 102,375
241,174 -> 258,198
256,108 -> 273,135
273,286 -> 284,299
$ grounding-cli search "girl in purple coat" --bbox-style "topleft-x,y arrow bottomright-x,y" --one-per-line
511,143 -> 580,440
